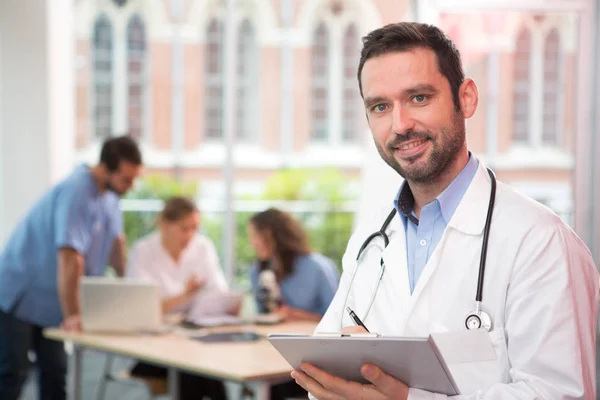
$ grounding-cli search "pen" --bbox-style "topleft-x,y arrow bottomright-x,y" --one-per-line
346,307 -> 370,333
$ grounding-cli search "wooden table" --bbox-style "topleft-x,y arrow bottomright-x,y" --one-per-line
44,321 -> 317,400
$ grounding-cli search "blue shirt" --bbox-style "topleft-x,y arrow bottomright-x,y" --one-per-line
0,164 -> 122,327
250,253 -> 340,316
394,154 -> 479,294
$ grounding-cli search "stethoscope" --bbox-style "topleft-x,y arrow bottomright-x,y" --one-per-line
341,168 -> 497,332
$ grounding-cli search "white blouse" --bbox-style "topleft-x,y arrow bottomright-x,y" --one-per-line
126,232 -> 228,299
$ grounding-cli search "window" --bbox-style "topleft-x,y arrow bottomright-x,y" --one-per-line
512,28 -> 531,144
92,15 -> 113,139
127,14 -> 146,140
236,19 -> 258,142
311,22 -> 329,142
205,19 -> 224,141
542,28 -> 561,146
341,23 -> 361,143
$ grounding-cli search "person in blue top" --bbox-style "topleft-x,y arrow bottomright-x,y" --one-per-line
0,135 -> 142,400
248,208 -> 340,400
248,208 -> 340,323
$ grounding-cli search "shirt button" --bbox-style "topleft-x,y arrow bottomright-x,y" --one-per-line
419,239 -> 427,246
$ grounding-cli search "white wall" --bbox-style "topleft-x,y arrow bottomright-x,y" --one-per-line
354,136 -> 403,229
0,0 -> 75,244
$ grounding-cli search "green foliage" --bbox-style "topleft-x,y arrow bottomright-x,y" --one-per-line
261,169 -> 310,200
127,175 -> 197,200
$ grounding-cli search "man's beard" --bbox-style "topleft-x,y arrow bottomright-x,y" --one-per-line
375,113 -> 465,184
105,180 -> 124,197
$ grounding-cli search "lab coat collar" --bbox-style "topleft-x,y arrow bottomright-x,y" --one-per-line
380,213 -> 412,319
446,160 -> 493,236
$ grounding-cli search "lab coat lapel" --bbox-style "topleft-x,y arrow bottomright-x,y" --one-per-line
403,161 -> 493,327
380,215 -> 411,320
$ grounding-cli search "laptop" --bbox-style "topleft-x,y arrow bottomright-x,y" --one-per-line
79,277 -> 166,334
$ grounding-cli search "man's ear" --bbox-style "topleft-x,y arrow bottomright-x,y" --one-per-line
458,78 -> 478,119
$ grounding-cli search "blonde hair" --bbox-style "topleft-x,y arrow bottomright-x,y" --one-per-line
160,197 -> 198,222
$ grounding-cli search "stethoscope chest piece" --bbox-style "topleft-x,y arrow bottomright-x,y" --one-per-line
465,309 -> 492,332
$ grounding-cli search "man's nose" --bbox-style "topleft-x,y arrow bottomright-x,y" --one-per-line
392,105 -> 416,134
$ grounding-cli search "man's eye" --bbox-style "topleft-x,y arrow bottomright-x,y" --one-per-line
413,95 -> 427,103
372,104 -> 387,113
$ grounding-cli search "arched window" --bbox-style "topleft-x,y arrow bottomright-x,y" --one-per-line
92,15 -> 113,138
311,23 -> 330,142
236,19 -> 258,142
542,28 -> 561,146
204,19 -> 224,140
512,28 -> 531,143
126,14 -> 146,140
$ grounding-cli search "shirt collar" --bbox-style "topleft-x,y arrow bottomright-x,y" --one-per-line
437,153 -> 479,223
394,181 -> 419,227
393,152 -> 479,226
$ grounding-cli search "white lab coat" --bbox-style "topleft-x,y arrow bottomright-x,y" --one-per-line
315,162 -> 599,399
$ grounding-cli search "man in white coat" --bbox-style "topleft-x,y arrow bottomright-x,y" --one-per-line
291,22 -> 599,399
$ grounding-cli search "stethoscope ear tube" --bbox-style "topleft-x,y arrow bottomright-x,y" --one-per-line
475,168 -> 497,303
354,209 -> 397,262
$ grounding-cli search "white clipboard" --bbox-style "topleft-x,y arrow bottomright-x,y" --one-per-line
267,332 -> 460,396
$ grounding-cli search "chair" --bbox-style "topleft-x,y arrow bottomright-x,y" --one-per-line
96,354 -> 168,400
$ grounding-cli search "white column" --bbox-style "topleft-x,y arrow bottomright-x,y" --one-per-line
0,0 -> 75,244
279,0 -> 295,164
113,18 -> 128,135
329,28 -> 342,146
222,0 -> 238,285
171,0 -> 185,177
572,1 -> 597,261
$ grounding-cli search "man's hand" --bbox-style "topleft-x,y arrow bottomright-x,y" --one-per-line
292,363 -> 409,400
61,314 -> 82,332
291,326 -> 408,399
57,248 -> 85,322
185,276 -> 205,296
276,305 -> 293,320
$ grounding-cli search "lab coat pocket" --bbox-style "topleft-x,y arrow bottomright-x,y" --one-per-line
445,327 -> 510,394
487,327 -> 506,347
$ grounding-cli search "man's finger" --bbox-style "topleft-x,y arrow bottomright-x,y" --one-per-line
361,364 -> 407,397
291,370 -> 341,400
341,326 -> 368,333
301,363 -> 363,396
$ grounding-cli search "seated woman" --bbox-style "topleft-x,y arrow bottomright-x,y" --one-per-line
126,196 -> 227,400
248,208 -> 340,321
247,208 -> 340,400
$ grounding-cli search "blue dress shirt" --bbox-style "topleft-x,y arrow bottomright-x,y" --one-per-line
394,154 -> 479,293
0,164 -> 122,327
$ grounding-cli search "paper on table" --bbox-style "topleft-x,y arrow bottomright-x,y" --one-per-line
187,314 -> 244,327
186,289 -> 244,324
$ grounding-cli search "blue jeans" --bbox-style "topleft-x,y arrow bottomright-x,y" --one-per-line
0,308 -> 67,400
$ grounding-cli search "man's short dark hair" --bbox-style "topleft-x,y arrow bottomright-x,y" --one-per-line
357,22 -> 465,111
99,135 -> 142,172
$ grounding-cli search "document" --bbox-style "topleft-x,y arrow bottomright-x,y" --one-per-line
186,289 -> 244,325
